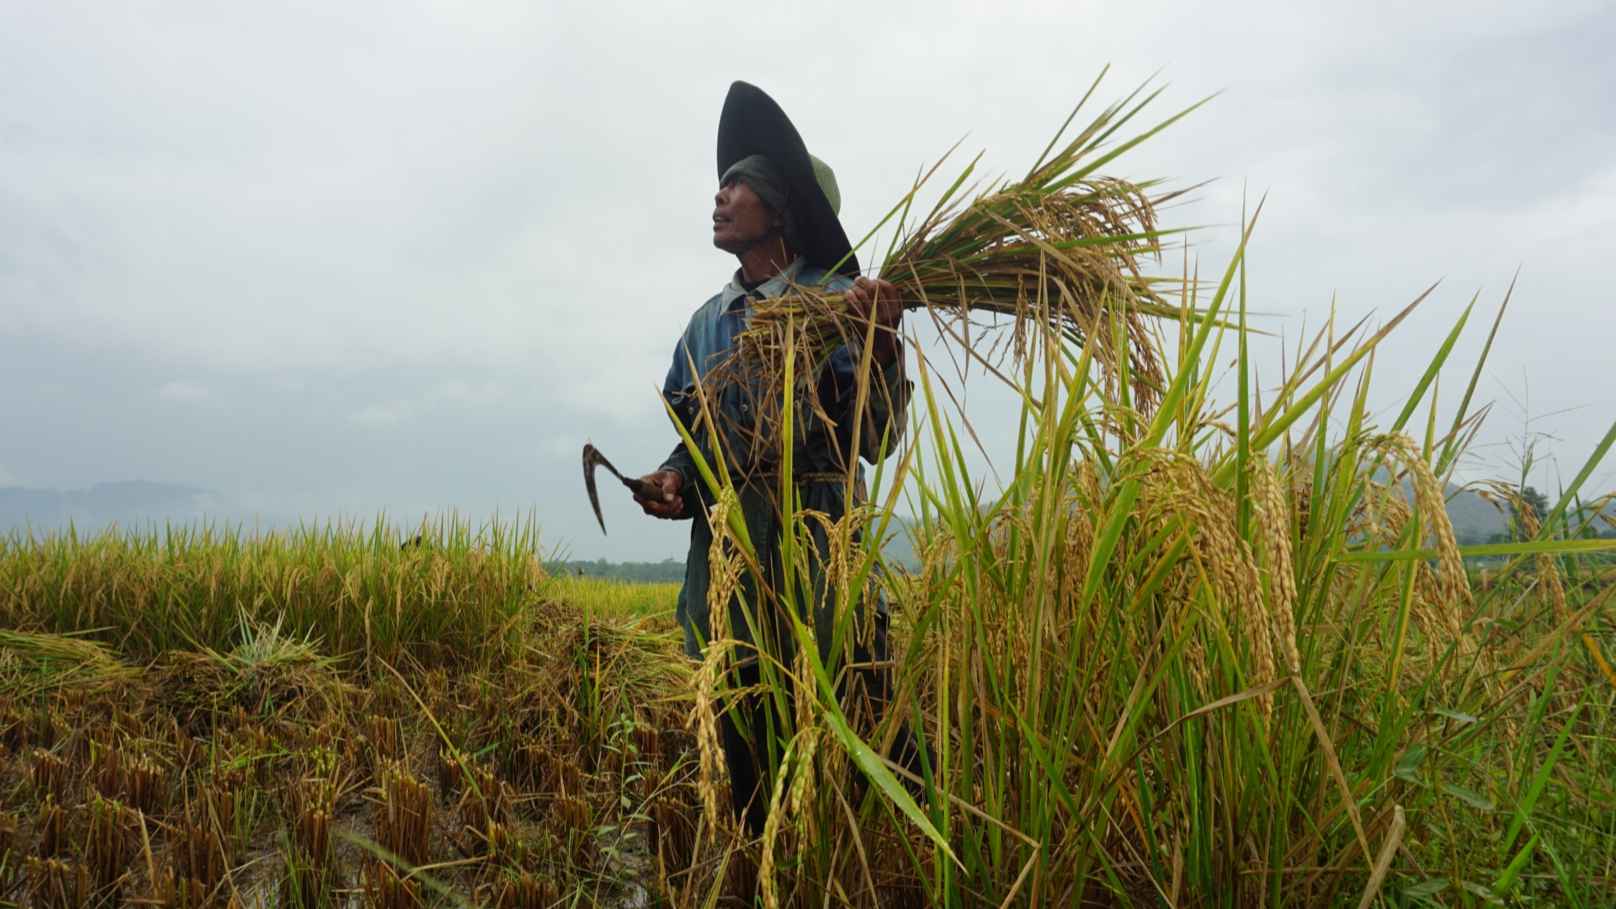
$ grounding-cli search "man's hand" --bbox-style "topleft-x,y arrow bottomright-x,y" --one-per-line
847,276 -> 903,364
635,469 -> 684,519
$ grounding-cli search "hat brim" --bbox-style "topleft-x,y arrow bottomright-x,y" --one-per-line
717,81 -> 859,278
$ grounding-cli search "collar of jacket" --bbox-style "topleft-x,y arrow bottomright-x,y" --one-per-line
719,257 -> 806,312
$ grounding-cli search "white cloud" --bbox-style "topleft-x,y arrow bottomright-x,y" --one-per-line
158,381 -> 209,402
0,463 -> 16,486
539,435 -> 581,460
427,379 -> 505,406
2,1 -> 1612,559
349,401 -> 414,427
349,380 -> 507,429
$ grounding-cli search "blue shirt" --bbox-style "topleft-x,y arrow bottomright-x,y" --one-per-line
657,258 -> 910,657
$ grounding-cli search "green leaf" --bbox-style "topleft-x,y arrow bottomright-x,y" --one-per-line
1240,285 -> 1433,461
1458,879 -> 1505,904
1431,708 -> 1478,725
1442,782 -> 1495,811
1402,878 -> 1449,899
1503,704 -> 1578,853
1545,419 -> 1616,533
1390,294 -> 1472,433
819,696 -> 961,870
1339,537 -> 1616,562
1394,745 -> 1428,783
1492,832 -> 1539,896
1437,277 -> 1514,477
1539,834 -> 1586,909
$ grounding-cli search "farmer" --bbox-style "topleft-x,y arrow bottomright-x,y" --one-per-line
634,81 -> 914,833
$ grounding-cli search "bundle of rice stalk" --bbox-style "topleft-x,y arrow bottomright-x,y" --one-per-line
712,72 -> 1203,439
0,629 -> 138,694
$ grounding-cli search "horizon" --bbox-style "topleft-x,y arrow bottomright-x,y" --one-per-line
4,2 -> 1613,561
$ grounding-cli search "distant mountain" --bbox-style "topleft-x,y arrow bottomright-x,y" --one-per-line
0,481 -> 215,534
1399,480 -> 1608,544
1445,485 -> 1507,544
877,515 -> 923,569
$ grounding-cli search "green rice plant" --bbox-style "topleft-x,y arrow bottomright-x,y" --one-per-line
543,575 -> 680,620
662,77 -> 1616,907
0,514 -> 548,670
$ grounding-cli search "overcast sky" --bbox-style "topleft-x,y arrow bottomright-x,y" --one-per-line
3,1 -> 1613,560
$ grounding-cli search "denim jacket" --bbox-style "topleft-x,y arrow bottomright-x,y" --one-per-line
658,258 -> 910,658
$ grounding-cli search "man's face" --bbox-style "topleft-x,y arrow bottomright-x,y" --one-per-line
711,178 -> 779,255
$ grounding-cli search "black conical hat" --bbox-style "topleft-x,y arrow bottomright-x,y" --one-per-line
716,81 -> 859,277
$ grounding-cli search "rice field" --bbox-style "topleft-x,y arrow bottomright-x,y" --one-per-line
648,78 -> 1616,906
4,406 -> 1616,909
545,575 -> 680,621
0,519 -> 704,908
5,78 -> 1616,907
4,308 -> 1614,908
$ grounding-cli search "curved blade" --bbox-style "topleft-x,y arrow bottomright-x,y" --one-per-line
582,443 -> 612,534
583,442 -> 666,534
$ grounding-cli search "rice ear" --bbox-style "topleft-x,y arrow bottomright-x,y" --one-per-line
708,77 -> 1201,452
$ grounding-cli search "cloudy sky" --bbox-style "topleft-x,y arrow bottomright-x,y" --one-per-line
3,1 -> 1613,559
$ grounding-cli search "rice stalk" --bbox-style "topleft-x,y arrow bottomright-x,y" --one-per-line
0,629 -> 138,695
1251,456 -> 1301,676
707,74 -> 1203,455
672,155 -> 1616,902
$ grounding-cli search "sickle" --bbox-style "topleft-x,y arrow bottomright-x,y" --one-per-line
582,442 -> 666,534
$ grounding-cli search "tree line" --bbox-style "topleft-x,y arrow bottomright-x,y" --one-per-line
546,558 -> 686,583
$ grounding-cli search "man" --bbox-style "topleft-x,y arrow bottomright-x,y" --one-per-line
634,81 -> 911,833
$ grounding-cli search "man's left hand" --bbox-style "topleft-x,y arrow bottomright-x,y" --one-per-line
846,276 -> 903,363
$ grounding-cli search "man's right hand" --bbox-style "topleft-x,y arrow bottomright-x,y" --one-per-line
635,469 -> 684,519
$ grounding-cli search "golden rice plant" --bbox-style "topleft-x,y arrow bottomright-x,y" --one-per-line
0,514 -> 547,669
0,629 -> 137,697
0,517 -> 700,906
707,71 -> 1207,456
1,67 -> 1611,902
657,78 -> 1616,906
